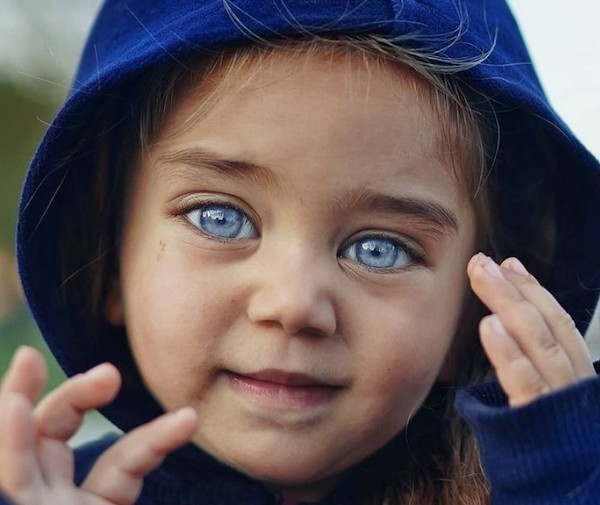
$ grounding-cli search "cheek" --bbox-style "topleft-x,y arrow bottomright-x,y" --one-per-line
124,239 -> 232,334
353,289 -> 462,363
353,341 -> 451,448
349,282 -> 464,405
120,248 -> 236,407
360,334 -> 447,405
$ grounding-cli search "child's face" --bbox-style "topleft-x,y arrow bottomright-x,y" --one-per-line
110,53 -> 477,500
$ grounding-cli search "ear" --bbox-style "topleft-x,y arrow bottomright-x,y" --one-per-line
105,278 -> 125,326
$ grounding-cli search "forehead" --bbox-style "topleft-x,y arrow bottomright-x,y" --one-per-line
147,49 -> 472,214
166,48 -> 440,131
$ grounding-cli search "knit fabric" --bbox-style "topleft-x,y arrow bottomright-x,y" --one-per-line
457,377 -> 600,504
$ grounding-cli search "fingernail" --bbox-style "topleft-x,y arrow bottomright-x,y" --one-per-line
482,256 -> 504,279
506,257 -> 528,276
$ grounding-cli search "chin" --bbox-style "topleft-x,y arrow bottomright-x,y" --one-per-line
236,458 -> 341,502
220,445 -> 343,490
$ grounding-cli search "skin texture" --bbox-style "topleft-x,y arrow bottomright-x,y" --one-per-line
0,54 -> 594,505
114,54 -> 478,499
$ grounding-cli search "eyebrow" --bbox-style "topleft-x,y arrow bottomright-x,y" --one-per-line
156,147 -> 460,236
332,189 -> 460,236
155,147 -> 280,189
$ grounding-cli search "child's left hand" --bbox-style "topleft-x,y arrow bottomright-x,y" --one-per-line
467,253 -> 596,408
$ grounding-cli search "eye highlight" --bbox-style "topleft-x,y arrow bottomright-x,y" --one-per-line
339,235 -> 417,270
185,203 -> 257,240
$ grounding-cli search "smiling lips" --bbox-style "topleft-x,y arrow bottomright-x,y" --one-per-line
226,369 -> 343,410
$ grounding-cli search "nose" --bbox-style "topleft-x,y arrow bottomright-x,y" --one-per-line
246,246 -> 337,337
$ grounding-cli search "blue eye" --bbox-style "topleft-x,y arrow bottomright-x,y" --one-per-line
186,204 -> 257,240
340,236 -> 414,270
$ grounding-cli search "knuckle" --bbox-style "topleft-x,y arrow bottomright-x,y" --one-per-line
538,336 -> 568,367
537,335 -> 562,357
519,318 -> 563,359
498,299 -> 569,356
515,271 -> 538,287
508,358 -> 549,396
555,309 -> 577,332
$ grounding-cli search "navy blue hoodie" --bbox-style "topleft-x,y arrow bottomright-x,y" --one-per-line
10,1 -> 600,504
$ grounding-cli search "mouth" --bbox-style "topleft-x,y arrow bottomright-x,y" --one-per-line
225,369 -> 343,410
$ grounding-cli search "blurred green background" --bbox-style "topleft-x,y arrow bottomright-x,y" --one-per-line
0,2 -> 108,440
0,78 -> 62,385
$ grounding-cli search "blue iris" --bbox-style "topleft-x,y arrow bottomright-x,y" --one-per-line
341,236 -> 412,269
187,204 -> 256,240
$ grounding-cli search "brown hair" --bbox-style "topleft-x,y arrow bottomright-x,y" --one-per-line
59,35 -> 559,505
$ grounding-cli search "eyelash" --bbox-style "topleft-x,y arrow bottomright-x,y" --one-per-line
177,199 -> 425,270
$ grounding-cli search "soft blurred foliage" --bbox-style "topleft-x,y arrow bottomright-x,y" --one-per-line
0,0 -> 115,441
0,55 -> 65,388
0,81 -> 57,249
0,1 -> 100,247
0,0 -> 102,389
0,81 -> 65,363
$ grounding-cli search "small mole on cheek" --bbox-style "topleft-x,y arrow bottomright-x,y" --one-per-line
157,240 -> 166,261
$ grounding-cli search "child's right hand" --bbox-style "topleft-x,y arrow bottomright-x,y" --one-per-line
0,346 -> 198,505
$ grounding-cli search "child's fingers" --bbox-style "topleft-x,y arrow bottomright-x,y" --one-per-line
0,347 -> 48,498
34,363 -> 121,442
468,254 -> 594,404
499,257 -> 595,378
473,254 -> 594,381
0,391 -> 43,502
32,364 -> 120,487
82,407 -> 197,505
0,346 -> 47,407
480,314 -> 551,407
469,254 -> 577,389
36,437 -> 76,484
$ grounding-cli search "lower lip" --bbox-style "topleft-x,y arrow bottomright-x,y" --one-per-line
226,372 -> 340,410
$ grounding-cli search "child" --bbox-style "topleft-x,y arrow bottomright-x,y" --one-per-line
1,1 -> 600,504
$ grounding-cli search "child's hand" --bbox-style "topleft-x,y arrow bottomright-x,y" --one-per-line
0,346 -> 198,505
468,254 -> 596,408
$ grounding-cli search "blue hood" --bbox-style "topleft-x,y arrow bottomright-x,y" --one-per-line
17,0 -> 600,433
